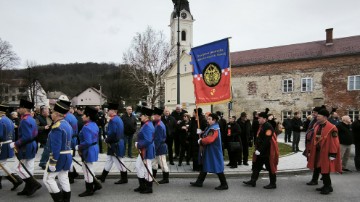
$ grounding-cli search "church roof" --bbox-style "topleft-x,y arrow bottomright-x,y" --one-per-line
171,0 -> 191,18
231,35 -> 360,67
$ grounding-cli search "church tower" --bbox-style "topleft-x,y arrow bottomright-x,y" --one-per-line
170,0 -> 194,59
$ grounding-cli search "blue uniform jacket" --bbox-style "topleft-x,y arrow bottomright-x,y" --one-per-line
48,119 -> 72,171
137,120 -> 155,160
105,115 -> 125,157
0,115 -> 15,160
78,121 -> 99,163
200,123 -> 224,173
153,120 -> 167,156
15,114 -> 38,160
65,112 -> 78,150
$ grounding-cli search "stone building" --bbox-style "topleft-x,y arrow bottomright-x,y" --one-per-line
214,29 -> 360,121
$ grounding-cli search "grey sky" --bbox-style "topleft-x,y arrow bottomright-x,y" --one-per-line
1,0 -> 359,67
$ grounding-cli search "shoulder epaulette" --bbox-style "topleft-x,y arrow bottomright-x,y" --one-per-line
52,121 -> 60,129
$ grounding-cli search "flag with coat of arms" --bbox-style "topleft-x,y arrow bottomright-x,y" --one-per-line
190,38 -> 231,105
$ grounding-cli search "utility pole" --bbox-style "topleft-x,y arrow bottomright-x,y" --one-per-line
176,0 -> 181,105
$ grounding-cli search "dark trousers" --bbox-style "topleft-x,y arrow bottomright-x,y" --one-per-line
124,133 -> 134,157
355,142 -> 360,170
39,141 -> 50,167
251,156 -> 276,185
292,132 -> 301,151
179,142 -> 190,164
310,167 -> 321,182
174,133 -> 180,157
284,129 -> 292,142
166,135 -> 174,163
229,149 -> 242,166
98,127 -> 104,153
240,138 -> 249,164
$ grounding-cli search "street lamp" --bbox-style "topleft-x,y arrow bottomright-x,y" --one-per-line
176,0 -> 181,105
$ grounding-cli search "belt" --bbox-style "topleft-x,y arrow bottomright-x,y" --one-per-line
90,142 -> 97,146
72,135 -> 78,138
60,150 -> 72,154
0,140 -> 12,144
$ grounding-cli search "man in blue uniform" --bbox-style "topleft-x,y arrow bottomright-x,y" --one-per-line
134,106 -> 155,194
0,104 -> 23,190
10,99 -> 42,196
97,103 -> 127,184
59,100 -> 79,184
151,107 -> 169,184
75,106 -> 101,197
43,101 -> 73,202
190,113 -> 228,190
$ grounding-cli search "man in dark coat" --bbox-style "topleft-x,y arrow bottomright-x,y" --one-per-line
282,115 -> 292,143
121,106 -> 137,158
171,105 -> 187,159
352,115 -> 360,171
291,112 -> 303,152
228,116 -> 242,168
237,112 -> 251,166
162,108 -> 177,165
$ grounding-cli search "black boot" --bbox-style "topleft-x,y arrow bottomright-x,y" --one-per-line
78,182 -> 94,197
134,178 -> 146,192
0,176 -> 2,189
62,191 -> 71,202
263,173 -> 277,189
26,177 -> 42,196
152,169 -> 157,178
320,174 -> 333,195
97,169 -> 109,183
140,180 -> 153,194
158,172 -> 169,184
93,179 -> 102,192
115,171 -> 128,184
243,171 -> 259,187
50,191 -> 63,202
215,173 -> 228,190
17,177 -> 29,196
190,172 -> 207,187
306,168 -> 320,185
6,174 -> 23,191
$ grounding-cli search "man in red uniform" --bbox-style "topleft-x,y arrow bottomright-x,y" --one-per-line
306,108 -> 342,195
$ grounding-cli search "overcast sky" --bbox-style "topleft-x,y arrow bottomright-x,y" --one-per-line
1,0 -> 359,68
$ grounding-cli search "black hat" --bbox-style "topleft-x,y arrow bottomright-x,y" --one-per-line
19,99 -> 34,109
107,103 -> 119,110
194,108 -> 203,115
208,113 -> 219,121
76,105 -> 85,110
59,99 -> 71,107
240,112 -> 247,117
53,101 -> 69,114
318,109 -> 330,117
331,107 -> 337,113
140,107 -> 153,117
84,106 -> 98,118
313,106 -> 321,112
153,107 -> 164,116
0,104 -> 8,112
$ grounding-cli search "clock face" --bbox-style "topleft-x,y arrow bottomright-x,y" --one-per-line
181,12 -> 187,19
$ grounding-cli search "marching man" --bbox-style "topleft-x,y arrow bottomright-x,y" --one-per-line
134,106 -> 155,194
152,107 -> 170,184
43,101 -> 73,202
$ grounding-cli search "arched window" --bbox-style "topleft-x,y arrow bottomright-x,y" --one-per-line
181,30 -> 186,41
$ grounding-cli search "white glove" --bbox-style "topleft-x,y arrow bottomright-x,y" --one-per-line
10,142 -> 15,149
75,145 -> 79,151
49,165 -> 56,172
103,138 -> 107,143
196,129 -> 202,135
135,142 -> 138,149
255,150 -> 260,155
197,138 -> 202,145
329,157 -> 336,161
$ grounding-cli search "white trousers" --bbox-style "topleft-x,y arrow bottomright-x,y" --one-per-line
135,155 -> 153,181
0,159 -> 13,176
152,155 -> 169,172
82,162 -> 95,183
104,155 -> 126,172
43,170 -> 70,193
16,158 -> 35,179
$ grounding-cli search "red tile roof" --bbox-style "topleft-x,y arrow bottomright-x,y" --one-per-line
230,35 -> 360,67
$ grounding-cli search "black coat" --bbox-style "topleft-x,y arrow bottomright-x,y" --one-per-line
161,115 -> 177,138
352,119 -> 360,144
237,119 -> 251,144
337,122 -> 353,145
291,117 -> 303,132
121,113 -> 137,135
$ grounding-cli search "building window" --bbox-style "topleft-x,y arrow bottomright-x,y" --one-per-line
302,110 -> 312,121
301,78 -> 313,92
18,87 -> 26,93
348,110 -> 359,121
5,96 -> 9,101
282,111 -> 292,120
348,75 -> 360,90
282,79 -> 293,93
181,30 -> 186,41
12,96 -> 16,101
5,86 -> 9,93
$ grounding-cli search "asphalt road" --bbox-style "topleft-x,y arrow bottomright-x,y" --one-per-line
0,171 -> 359,202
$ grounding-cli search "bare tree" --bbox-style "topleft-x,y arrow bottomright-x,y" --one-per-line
0,38 -> 20,70
123,27 -> 174,108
